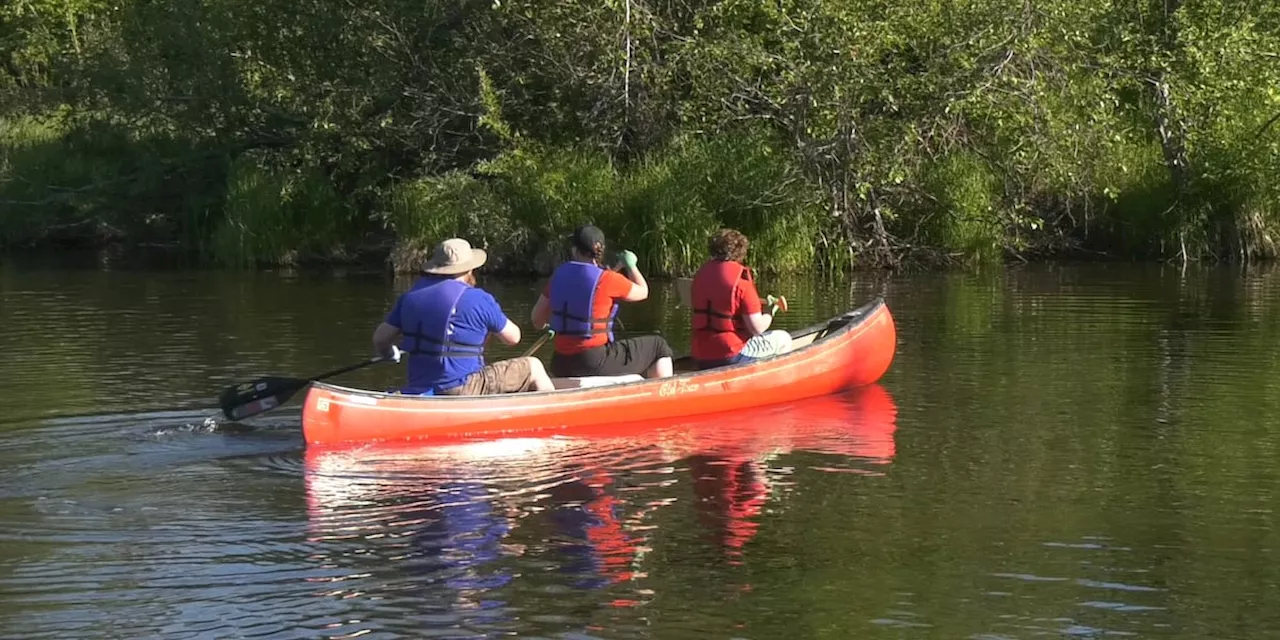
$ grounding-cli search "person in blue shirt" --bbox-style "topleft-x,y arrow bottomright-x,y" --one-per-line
372,238 -> 555,396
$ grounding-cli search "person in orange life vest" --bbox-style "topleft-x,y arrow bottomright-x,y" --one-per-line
690,228 -> 792,370
372,238 -> 555,396
531,225 -> 675,379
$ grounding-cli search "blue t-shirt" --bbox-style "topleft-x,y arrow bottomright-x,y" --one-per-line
385,276 -> 510,393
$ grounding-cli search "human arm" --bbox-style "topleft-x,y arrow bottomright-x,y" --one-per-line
479,291 -> 522,346
744,312 -> 773,335
737,278 -> 771,336
614,250 -> 649,302
531,291 -> 551,329
747,295 -> 788,336
493,319 -> 522,346
373,322 -> 402,358
373,296 -> 406,358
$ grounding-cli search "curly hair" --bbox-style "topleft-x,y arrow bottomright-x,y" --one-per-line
708,228 -> 749,262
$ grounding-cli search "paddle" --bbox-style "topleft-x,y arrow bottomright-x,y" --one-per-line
675,277 -> 693,308
766,294 -> 789,316
221,323 -> 556,422
522,328 -> 554,357
218,348 -> 401,421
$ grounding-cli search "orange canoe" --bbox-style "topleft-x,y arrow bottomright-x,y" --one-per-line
301,297 -> 896,446
302,385 -> 898,594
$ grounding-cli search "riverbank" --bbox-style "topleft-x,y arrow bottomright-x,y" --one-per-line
4,1 -> 1277,273
5,116 -> 1276,275
0,236 -> 1244,282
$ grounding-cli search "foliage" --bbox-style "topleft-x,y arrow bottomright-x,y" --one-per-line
385,127 -> 820,275
213,156 -> 348,266
2,0 -> 1278,270
0,114 -> 227,248
383,171 -> 521,273
917,153 -> 1003,264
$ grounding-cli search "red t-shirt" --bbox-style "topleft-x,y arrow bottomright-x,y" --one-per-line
543,270 -> 633,355
690,268 -> 761,361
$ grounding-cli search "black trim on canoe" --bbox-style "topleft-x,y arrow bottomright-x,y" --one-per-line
313,297 -> 887,402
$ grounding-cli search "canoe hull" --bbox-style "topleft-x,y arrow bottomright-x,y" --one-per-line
301,298 -> 896,446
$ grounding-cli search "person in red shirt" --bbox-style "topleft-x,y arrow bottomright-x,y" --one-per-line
532,225 -> 675,379
689,228 -> 791,370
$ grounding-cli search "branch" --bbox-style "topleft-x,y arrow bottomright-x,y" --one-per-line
1257,111 -> 1280,138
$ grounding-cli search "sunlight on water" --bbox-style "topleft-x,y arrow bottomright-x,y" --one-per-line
3,263 -> 1280,638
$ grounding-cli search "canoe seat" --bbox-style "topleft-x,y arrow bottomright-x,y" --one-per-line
552,374 -> 646,390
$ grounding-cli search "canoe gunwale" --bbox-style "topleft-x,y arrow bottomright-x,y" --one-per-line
309,297 -> 888,403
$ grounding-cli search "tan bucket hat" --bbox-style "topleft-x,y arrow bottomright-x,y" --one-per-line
422,238 -> 488,275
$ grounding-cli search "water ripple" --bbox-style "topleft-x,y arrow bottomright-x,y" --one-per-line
0,378 -> 897,639
5,264 -> 1280,638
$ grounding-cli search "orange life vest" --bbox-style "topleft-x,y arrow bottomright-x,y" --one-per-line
692,259 -> 749,333
691,260 -> 754,362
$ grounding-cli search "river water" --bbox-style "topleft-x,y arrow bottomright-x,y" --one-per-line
2,258 -> 1279,639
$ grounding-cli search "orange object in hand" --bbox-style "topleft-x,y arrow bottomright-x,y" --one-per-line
766,294 -> 788,314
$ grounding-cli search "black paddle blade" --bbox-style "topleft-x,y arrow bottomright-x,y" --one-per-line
219,377 -> 308,421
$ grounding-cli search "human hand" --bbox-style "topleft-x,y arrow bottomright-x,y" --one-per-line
387,345 -> 403,363
618,250 -> 638,271
766,295 -> 788,315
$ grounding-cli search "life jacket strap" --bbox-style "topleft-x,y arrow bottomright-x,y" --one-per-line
552,304 -> 614,335
692,302 -> 738,333
404,330 -> 485,358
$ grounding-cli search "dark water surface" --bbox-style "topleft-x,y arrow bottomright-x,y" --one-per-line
3,259 -> 1280,639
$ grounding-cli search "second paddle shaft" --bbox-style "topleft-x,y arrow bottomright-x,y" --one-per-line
521,329 -> 553,358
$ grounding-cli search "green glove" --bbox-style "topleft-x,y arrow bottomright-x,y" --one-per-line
618,250 -> 639,271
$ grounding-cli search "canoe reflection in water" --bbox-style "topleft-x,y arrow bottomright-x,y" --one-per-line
303,384 -> 897,617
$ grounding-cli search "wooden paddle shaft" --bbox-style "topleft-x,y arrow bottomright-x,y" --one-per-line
521,330 -> 553,358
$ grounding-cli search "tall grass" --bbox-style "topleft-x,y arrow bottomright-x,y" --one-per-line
640,132 -> 820,274
617,144 -> 719,275
1189,88 -> 1280,262
482,146 -> 624,247
384,170 -> 525,272
388,128 -> 823,275
917,152 -> 1004,264
8,110 -> 1270,272
1,116 -> 229,250
1084,135 -> 1179,258
6,115 -> 825,274
212,156 -> 348,267
0,116 -> 66,245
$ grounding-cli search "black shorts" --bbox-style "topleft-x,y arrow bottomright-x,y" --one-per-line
550,335 -> 674,378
